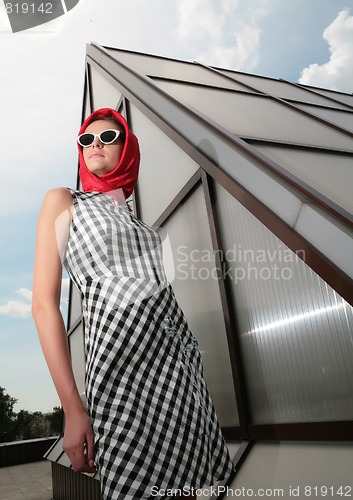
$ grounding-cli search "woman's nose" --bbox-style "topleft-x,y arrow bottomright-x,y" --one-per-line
92,136 -> 103,147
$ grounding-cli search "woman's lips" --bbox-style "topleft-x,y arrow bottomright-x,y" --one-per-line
89,153 -> 104,158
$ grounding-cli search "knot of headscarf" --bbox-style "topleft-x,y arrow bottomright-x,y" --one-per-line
77,108 -> 140,199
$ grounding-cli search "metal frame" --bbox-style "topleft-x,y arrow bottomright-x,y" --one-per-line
86,44 -> 353,437
289,80 -> 353,111
201,170 -> 250,439
208,63 -> 353,110
213,441 -> 254,499
194,62 -> 353,141
248,421 -> 353,440
149,70 -> 353,227
157,68 -> 353,141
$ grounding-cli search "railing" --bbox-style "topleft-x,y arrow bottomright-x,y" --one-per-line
0,437 -> 58,467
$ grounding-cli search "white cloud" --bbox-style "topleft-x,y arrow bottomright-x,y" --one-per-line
0,279 -> 70,318
176,0 -> 273,71
199,25 -> 261,69
0,300 -> 31,318
177,0 -> 226,46
0,288 -> 32,318
17,288 -> 33,300
299,9 -> 353,92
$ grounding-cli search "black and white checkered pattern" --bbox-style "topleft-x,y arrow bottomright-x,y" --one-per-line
64,190 -> 234,500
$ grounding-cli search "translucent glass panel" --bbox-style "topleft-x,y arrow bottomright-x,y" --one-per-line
67,282 -> 82,327
153,80 -> 353,150
214,181 -> 353,424
255,146 -> 353,215
84,89 -> 91,120
105,48 -> 252,92
57,447 -> 72,467
294,104 -> 353,133
67,285 -> 85,409
228,442 -> 353,498
217,70 -> 351,110
306,86 -> 353,108
161,184 -> 238,426
129,104 -> 199,226
89,65 -> 122,110
294,204 -> 353,281
45,438 -> 64,461
68,321 -> 86,405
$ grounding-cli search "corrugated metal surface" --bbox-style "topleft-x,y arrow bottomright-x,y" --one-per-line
51,462 -> 101,500
214,181 -> 353,424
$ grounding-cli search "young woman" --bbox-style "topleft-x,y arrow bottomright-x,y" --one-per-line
32,108 -> 234,500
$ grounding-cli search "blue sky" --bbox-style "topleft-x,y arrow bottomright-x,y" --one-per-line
0,0 -> 352,413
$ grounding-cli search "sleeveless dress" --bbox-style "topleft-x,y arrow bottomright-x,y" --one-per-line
63,189 -> 234,500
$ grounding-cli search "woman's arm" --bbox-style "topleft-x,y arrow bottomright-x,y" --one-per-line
32,188 -> 95,473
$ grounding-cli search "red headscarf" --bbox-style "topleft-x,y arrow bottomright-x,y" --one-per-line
77,108 -> 140,199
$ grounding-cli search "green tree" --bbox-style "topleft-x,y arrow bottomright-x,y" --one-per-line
13,410 -> 52,440
30,411 -> 50,438
0,386 -> 17,442
46,406 -> 63,435
0,388 -> 63,442
13,410 -> 34,440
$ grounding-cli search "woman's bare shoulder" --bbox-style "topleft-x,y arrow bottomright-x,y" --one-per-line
40,188 -> 73,217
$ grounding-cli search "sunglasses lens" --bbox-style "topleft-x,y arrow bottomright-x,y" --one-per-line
78,133 -> 94,147
100,130 -> 119,144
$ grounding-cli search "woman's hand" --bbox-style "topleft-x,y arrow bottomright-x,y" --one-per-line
63,408 -> 96,474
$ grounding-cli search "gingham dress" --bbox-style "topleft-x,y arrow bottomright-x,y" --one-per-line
64,189 -> 234,500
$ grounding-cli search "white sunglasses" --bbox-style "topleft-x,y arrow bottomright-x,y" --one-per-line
77,129 -> 124,147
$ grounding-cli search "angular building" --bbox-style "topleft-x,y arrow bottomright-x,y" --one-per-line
46,45 -> 353,499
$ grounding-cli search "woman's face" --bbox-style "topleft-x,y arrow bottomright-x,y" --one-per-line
82,119 -> 124,176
